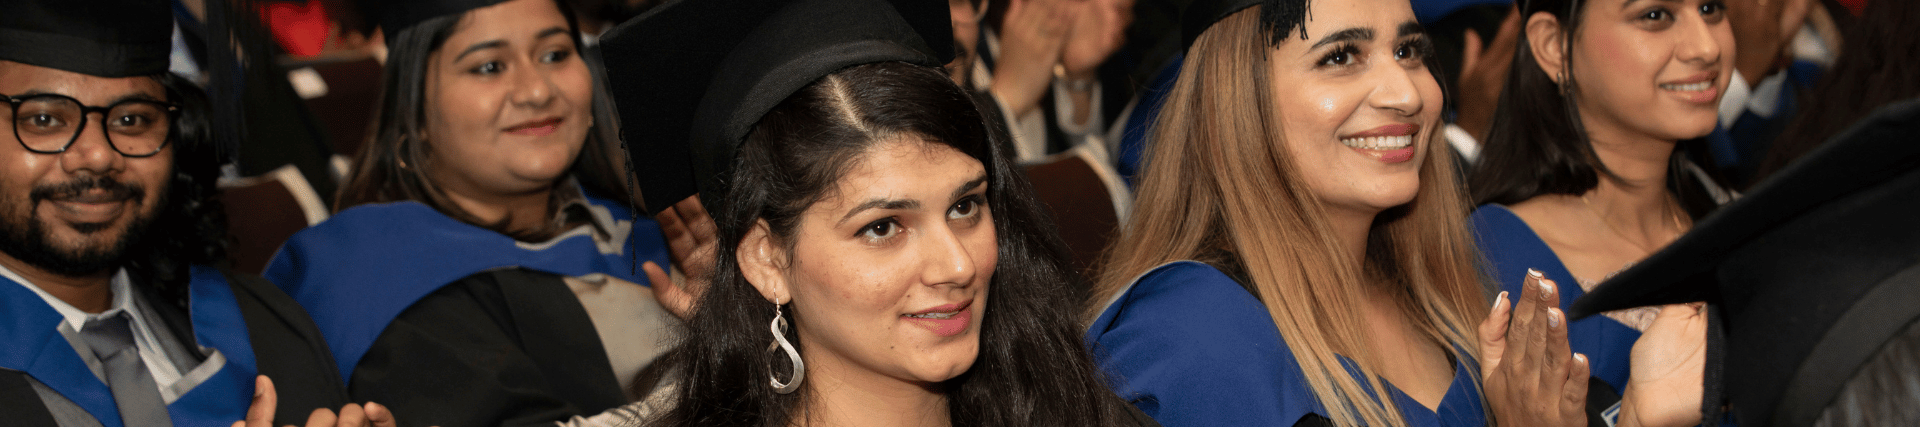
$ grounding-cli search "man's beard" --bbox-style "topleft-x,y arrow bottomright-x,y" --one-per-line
0,175 -> 158,277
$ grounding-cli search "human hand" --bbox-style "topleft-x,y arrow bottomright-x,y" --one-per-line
1059,0 -> 1129,81
1479,269 -> 1589,427
234,376 -> 398,427
990,0 -> 1077,117
1728,0 -> 1814,86
1618,303 -> 1708,427
1455,7 -> 1520,142
644,195 -> 715,320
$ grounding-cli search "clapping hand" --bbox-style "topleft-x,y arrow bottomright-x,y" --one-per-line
234,376 -> 397,427
1478,269 -> 1590,426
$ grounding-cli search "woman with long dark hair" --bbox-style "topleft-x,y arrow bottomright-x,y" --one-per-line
1465,0 -> 1728,421
573,0 -> 1155,425
261,0 -> 678,425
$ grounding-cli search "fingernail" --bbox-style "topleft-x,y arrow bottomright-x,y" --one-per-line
1527,268 -> 1544,280
1490,291 -> 1508,316
1574,353 -> 1587,364
1549,308 -> 1563,328
1539,279 -> 1555,300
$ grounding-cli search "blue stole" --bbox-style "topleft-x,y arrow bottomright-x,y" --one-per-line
0,265 -> 257,427
263,194 -> 669,380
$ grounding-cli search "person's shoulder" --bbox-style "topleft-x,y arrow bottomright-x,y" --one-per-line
1088,262 -> 1323,426
1123,261 -> 1257,305
1092,261 -> 1287,358
1468,203 -> 1524,231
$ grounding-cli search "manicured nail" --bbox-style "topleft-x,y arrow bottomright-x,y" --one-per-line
1527,268 -> 1544,280
1490,291 -> 1509,316
1548,308 -> 1563,328
1574,353 -> 1587,364
1538,279 -> 1555,300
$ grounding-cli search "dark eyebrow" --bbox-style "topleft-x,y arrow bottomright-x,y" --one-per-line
454,40 -> 507,63
950,175 -> 988,201
109,93 -> 167,105
1622,0 -> 1680,9
1311,27 -> 1374,50
838,199 -> 920,226
1397,21 -> 1425,38
452,27 -> 572,63
11,90 -> 164,106
535,27 -> 570,41
833,174 -> 989,226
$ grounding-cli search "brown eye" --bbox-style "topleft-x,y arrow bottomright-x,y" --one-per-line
860,218 -> 901,240
948,198 -> 980,220
470,61 -> 503,75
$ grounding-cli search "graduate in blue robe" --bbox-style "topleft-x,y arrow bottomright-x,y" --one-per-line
1087,262 -> 1489,427
0,2 -> 346,424
260,1 -> 676,424
1,267 -> 346,427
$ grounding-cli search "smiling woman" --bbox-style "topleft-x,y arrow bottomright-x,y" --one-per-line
1466,0 -> 1735,417
261,0 -> 677,425
1077,0 -> 1639,423
583,0 -> 1156,425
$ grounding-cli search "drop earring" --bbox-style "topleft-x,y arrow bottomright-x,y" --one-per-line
767,298 -> 804,394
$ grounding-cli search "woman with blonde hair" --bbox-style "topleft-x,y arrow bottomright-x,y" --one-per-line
1081,0 -> 1699,425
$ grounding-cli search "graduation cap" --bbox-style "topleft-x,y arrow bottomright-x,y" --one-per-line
597,0 -> 953,214
0,0 -> 172,77
361,0 -> 509,41
1571,98 -> 1920,427
1180,0 -> 1310,49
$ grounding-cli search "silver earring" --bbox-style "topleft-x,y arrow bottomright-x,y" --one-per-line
767,301 -> 804,394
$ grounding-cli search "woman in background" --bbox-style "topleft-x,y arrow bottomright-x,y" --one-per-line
263,0 -> 676,425
1467,0 -> 1730,419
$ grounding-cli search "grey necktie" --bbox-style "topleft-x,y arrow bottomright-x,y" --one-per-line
79,312 -> 173,427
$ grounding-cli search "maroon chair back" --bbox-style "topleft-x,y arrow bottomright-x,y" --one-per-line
1022,150 -> 1124,284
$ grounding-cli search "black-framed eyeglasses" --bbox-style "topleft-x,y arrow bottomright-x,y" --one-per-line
2,92 -> 179,158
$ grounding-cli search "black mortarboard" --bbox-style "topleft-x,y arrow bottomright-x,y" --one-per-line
1571,98 -> 1920,427
1180,0 -> 1310,49
598,0 -> 953,214
0,0 -> 172,77
361,0 -> 509,41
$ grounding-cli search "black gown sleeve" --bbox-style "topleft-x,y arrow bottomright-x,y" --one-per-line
224,269 -> 352,426
0,369 -> 58,425
350,268 -> 626,427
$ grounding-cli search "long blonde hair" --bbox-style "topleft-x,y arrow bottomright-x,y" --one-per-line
1088,9 -> 1489,427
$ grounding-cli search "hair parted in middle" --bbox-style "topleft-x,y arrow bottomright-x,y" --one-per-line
333,0 -> 632,242
1088,7 -> 1489,427
1467,0 -> 1725,217
647,61 -> 1141,427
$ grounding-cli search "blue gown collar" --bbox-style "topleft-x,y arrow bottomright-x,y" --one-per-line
264,192 -> 669,380
0,265 -> 257,427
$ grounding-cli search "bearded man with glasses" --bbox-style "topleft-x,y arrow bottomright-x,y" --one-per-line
0,1 -> 381,426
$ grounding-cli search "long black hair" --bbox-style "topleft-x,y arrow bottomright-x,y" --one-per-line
123,73 -> 228,308
649,61 -> 1139,426
335,0 -> 629,241
1468,0 -> 1723,218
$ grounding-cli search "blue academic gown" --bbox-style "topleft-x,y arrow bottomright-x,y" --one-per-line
1086,261 -> 1489,427
263,192 -> 670,381
1469,204 -> 1638,392
0,266 -> 277,427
